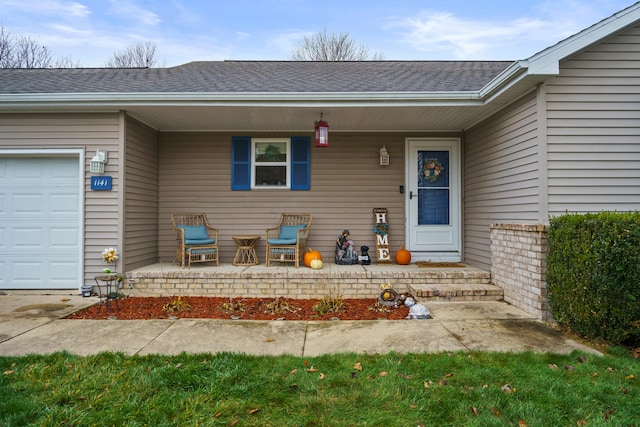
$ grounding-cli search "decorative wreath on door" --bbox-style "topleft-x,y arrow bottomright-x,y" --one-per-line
422,158 -> 444,183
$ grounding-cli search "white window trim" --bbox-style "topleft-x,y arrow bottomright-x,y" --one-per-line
251,138 -> 290,189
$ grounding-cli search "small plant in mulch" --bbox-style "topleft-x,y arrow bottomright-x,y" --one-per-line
368,301 -> 394,314
219,298 -> 247,315
260,297 -> 302,318
161,296 -> 191,314
312,292 -> 348,315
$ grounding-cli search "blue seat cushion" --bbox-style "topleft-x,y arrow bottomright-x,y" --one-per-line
177,225 -> 210,240
185,238 -> 216,245
278,224 -> 306,240
187,248 -> 217,254
268,238 -> 297,245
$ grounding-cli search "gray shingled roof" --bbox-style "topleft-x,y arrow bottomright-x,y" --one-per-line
0,61 -> 515,94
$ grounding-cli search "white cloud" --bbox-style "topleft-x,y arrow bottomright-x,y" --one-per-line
0,0 -> 90,17
387,10 -> 568,59
108,0 -> 161,26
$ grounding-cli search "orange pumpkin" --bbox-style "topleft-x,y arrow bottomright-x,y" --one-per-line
395,248 -> 412,265
304,249 -> 322,267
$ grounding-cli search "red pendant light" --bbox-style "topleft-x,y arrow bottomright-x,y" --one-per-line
314,113 -> 329,147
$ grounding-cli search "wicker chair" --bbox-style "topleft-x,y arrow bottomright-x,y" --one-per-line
266,213 -> 313,268
171,213 -> 219,268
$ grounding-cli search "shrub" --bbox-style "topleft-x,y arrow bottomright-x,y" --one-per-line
547,212 -> 640,344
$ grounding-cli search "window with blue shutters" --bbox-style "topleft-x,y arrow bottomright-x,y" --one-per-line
231,136 -> 310,191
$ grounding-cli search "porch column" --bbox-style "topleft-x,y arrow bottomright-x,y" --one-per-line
489,223 -> 550,321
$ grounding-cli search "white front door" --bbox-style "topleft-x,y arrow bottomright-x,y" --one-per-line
406,138 -> 461,261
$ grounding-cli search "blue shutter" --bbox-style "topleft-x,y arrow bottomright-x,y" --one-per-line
231,136 -> 251,190
290,136 -> 310,190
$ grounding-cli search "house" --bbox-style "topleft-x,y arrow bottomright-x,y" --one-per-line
0,3 -> 638,320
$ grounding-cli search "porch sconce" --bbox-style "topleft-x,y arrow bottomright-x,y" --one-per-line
90,149 -> 108,174
379,145 -> 390,166
314,113 -> 329,147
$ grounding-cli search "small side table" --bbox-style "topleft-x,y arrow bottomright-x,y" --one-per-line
232,235 -> 261,266
94,273 -> 122,311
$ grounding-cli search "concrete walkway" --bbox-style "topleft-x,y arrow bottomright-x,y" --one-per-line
0,292 -> 599,357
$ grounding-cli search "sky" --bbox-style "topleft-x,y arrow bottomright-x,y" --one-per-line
0,0 -> 637,67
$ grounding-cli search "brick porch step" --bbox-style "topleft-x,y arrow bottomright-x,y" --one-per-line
409,283 -> 504,302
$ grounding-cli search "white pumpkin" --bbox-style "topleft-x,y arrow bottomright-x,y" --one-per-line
310,259 -> 323,270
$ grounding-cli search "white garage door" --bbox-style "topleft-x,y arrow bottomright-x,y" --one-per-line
0,156 -> 82,289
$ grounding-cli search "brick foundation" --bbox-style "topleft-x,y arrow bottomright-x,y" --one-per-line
123,264 -> 492,300
490,223 -> 550,320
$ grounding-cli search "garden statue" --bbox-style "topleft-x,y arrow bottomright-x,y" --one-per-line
404,297 -> 431,319
359,245 -> 371,265
335,229 -> 358,265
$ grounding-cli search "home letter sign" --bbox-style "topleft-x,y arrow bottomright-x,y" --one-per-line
373,208 -> 391,264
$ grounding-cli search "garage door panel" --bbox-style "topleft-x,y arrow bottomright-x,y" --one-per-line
12,194 -> 43,214
50,193 -> 80,213
50,227 -> 80,248
0,157 -> 81,289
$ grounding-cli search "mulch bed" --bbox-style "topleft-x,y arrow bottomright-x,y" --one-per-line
66,296 -> 410,321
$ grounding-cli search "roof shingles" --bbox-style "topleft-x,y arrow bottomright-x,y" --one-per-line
0,60 -> 514,94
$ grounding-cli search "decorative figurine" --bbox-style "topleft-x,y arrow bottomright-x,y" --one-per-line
359,245 -> 371,265
335,229 -> 358,265
404,297 -> 431,319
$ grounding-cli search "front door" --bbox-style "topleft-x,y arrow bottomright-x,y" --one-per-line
406,138 -> 461,261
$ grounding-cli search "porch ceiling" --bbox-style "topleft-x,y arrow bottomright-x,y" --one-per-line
125,102 -> 501,133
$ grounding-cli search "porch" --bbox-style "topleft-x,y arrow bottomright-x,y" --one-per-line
123,262 -> 501,302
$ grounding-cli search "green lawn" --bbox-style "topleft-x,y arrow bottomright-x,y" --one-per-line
1,349 -> 638,426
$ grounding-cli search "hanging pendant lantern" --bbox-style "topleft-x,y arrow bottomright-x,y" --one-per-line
314,113 -> 329,147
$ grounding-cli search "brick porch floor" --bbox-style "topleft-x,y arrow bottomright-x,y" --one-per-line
122,262 -> 502,302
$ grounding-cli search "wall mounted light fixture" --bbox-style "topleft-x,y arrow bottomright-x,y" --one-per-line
379,145 -> 390,166
90,149 -> 108,174
314,113 -> 329,147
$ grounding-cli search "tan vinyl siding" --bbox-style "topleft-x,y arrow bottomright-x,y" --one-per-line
463,91 -> 540,269
0,113 -> 121,285
124,116 -> 159,269
158,132 -> 406,263
546,24 -> 640,215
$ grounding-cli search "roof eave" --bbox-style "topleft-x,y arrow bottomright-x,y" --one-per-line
0,91 -> 490,110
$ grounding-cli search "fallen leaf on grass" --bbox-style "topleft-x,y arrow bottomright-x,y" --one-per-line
3,370 -> 14,376
290,369 -> 298,374
502,384 -> 516,393
625,374 -> 635,380
379,371 -> 388,377
319,373 -> 325,380
248,408 -> 259,415
565,365 -> 575,371
306,366 -> 319,373
492,407 -> 500,417
604,408 -> 615,420
470,406 -> 479,416
353,362 -> 362,371
576,420 -> 587,426
230,420 -> 238,426
548,364 -> 559,370
518,420 -> 527,427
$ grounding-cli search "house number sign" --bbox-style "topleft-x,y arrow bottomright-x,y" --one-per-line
91,176 -> 112,191
373,207 -> 392,264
